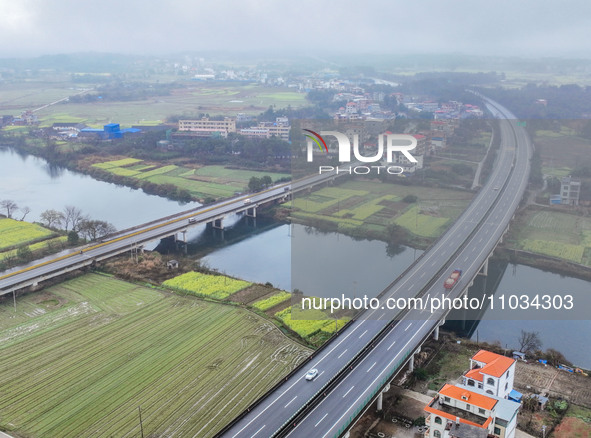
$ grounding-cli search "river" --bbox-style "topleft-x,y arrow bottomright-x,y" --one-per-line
0,147 -> 200,229
1,147 -> 590,367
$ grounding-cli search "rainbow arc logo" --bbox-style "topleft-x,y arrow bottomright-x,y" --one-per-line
303,129 -> 328,153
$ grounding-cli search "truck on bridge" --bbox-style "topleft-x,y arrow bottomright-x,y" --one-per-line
444,269 -> 462,289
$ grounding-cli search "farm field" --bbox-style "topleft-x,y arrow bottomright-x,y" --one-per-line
275,305 -> 348,341
162,270 -> 251,299
553,404 -> 591,438
0,273 -> 310,437
534,126 -> 591,176
91,158 -> 289,200
162,272 -> 346,345
290,180 -> 473,241
1,80 -> 307,126
0,218 -> 57,252
91,158 -> 289,199
507,208 -> 591,265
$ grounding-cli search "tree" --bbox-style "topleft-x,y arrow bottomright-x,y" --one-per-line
0,200 -> 19,219
63,206 -> 85,231
517,330 -> 542,353
40,209 -> 65,229
248,176 -> 264,192
78,219 -> 116,241
403,195 -> 418,203
261,175 -> 273,188
19,206 -> 31,221
16,245 -> 33,263
67,230 -> 79,245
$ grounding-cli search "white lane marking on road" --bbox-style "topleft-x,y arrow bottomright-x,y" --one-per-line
359,330 -> 368,339
367,362 -> 377,373
343,386 -> 355,398
387,340 -> 396,351
284,396 -> 297,408
420,271 -> 426,278
405,323 -> 412,331
315,413 -> 328,427
337,349 -> 348,359
251,425 -> 266,437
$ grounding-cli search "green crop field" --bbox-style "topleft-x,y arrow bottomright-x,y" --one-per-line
509,209 -> 591,266
91,158 -> 289,200
275,305 -> 348,339
291,181 -> 469,241
253,291 -> 292,311
0,273 -> 309,437
163,271 -> 251,300
0,236 -> 67,261
521,239 -> 585,263
394,206 -> 450,238
0,218 -> 56,251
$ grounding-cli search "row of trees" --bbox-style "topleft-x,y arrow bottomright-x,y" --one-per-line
0,200 -> 117,243
247,175 -> 273,192
39,206 -> 116,241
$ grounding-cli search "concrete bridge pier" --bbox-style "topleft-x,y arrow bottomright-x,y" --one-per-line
434,318 -> 445,341
212,218 -> 224,230
478,257 -> 489,276
408,346 -> 421,372
376,383 -> 391,411
245,206 -> 257,218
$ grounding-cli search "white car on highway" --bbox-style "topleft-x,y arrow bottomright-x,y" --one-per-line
305,368 -> 318,381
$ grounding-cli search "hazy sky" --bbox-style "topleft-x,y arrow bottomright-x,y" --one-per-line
1,0 -> 590,58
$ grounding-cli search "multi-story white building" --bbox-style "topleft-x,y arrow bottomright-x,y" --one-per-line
463,350 -> 516,399
560,176 -> 581,206
424,383 -> 519,438
239,118 -> 290,140
178,117 -> 236,137
424,349 -> 520,438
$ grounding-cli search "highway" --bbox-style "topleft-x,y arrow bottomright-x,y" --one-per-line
0,168 -> 344,296
219,97 -> 531,438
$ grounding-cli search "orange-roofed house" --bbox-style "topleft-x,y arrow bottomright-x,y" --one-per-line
424,383 -> 519,438
462,350 -> 516,399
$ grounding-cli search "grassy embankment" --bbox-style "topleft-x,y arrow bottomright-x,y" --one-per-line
0,273 -> 310,437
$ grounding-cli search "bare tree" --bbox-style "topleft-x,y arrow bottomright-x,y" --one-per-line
39,209 -> 65,229
78,219 -> 116,241
19,206 -> 31,221
63,205 -> 85,231
0,200 -> 19,219
517,330 -> 542,353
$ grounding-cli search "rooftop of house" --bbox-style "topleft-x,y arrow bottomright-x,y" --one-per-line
471,350 -> 515,378
425,395 -> 492,428
446,421 -> 490,438
455,384 -> 520,423
440,384 -> 498,411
